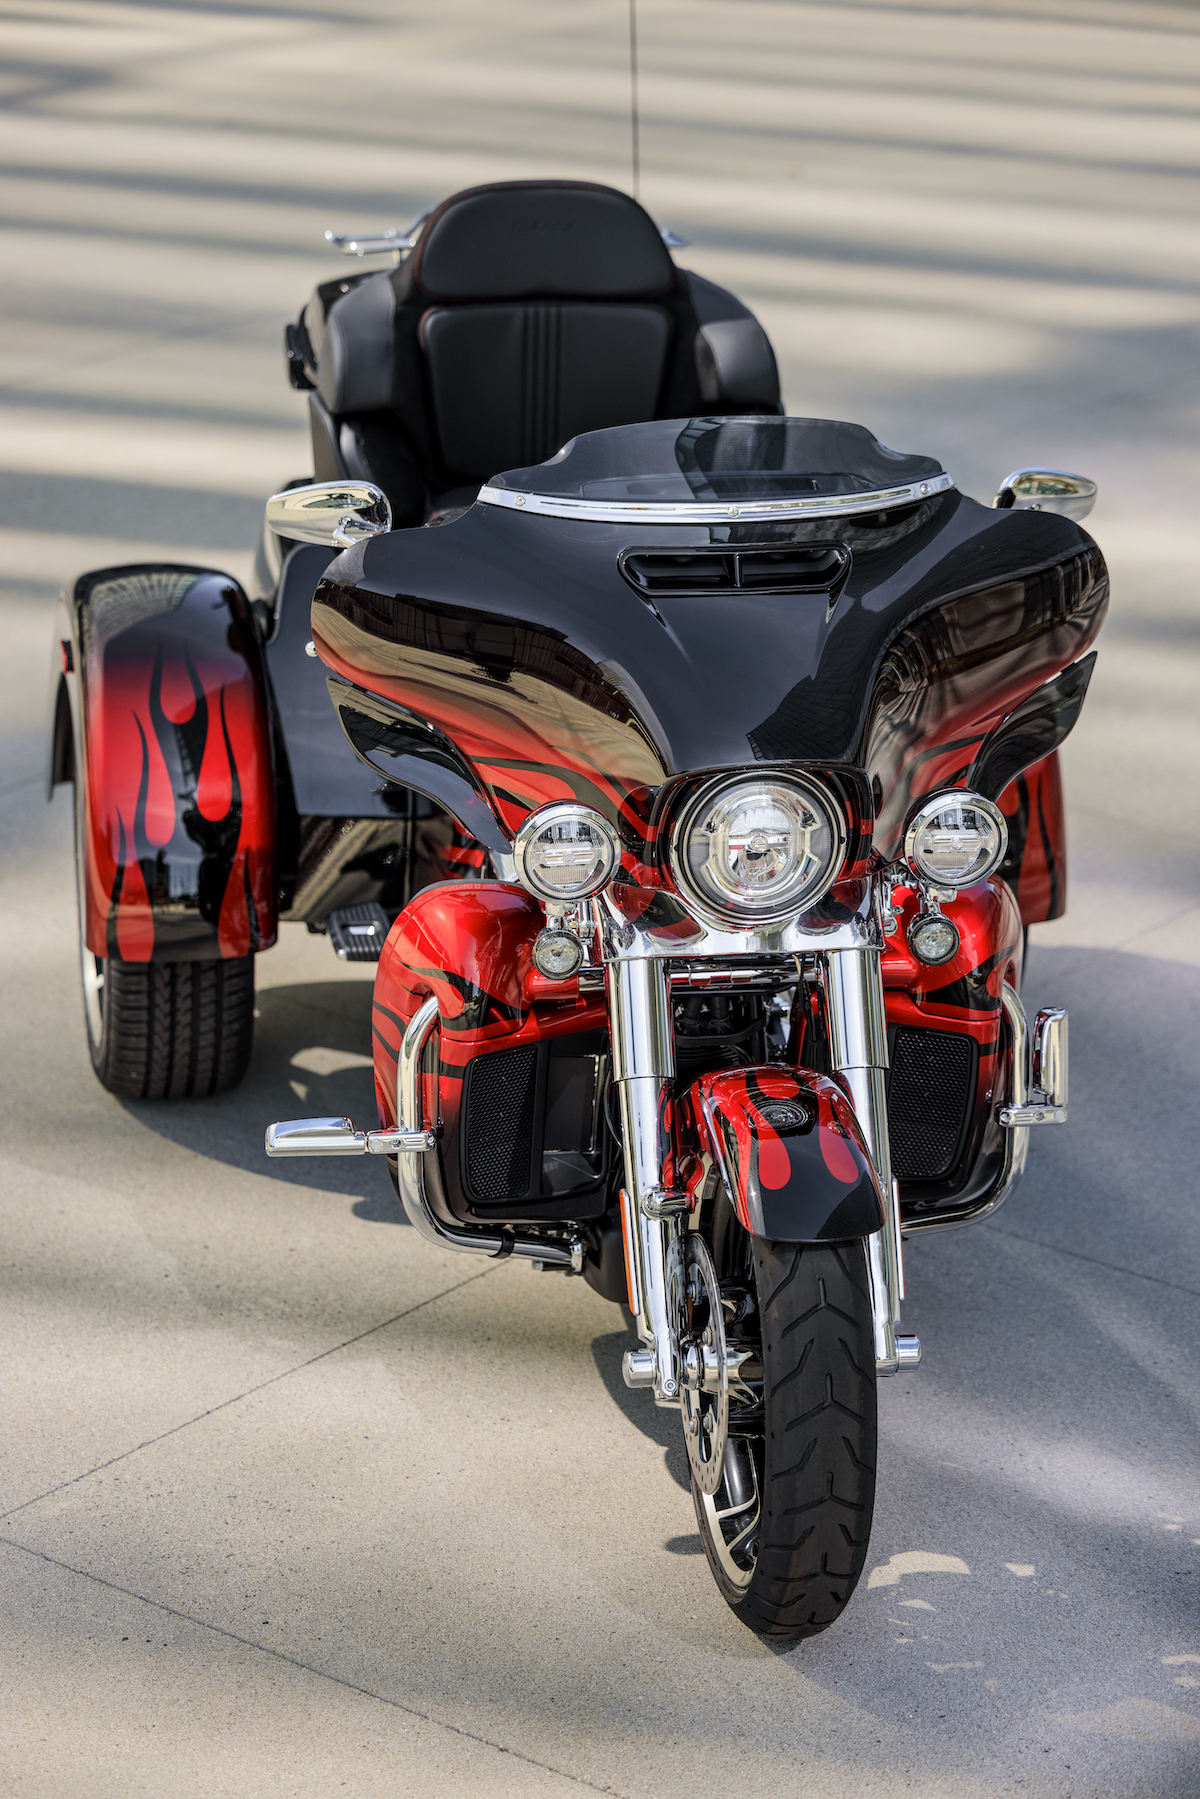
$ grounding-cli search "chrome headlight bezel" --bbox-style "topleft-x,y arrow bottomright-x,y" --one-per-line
668,772 -> 847,929
903,790 -> 1009,889
513,802 -> 621,903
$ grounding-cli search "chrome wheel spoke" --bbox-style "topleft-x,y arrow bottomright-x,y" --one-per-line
698,1439 -> 761,1590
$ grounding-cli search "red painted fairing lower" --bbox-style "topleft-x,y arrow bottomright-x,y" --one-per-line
882,875 -> 1023,1200
672,1067 -> 885,1242
371,879 -> 606,1138
78,570 -> 276,961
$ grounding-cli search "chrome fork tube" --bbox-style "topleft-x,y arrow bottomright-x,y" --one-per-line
822,946 -> 903,1375
606,954 -> 679,1402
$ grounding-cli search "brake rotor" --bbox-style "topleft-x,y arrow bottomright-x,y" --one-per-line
671,1234 -> 730,1496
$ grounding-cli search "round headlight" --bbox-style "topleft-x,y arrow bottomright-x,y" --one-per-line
513,803 -> 620,902
671,774 -> 845,926
904,791 -> 1008,889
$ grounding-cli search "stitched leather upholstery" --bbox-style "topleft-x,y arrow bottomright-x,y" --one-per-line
412,182 -> 675,300
421,302 -> 672,479
298,180 -> 781,524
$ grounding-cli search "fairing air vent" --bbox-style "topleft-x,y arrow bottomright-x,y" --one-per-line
618,544 -> 850,600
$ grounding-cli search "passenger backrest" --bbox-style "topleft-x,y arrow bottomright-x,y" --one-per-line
301,180 -> 781,522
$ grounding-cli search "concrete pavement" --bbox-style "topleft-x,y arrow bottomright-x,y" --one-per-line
2,4 -> 1199,1794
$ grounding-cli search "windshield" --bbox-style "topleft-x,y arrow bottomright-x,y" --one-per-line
485,417 -> 946,504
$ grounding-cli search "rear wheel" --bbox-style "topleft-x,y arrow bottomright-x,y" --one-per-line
83,951 -> 255,1098
75,795 -> 255,1098
691,1237 -> 877,1638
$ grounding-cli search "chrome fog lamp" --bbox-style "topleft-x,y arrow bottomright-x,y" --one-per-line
513,803 -> 620,902
531,929 -> 584,979
907,912 -> 961,966
904,792 -> 1008,889
671,774 -> 845,926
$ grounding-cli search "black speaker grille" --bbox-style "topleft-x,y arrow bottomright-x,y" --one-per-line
888,1026 -> 974,1181
464,1046 -> 537,1201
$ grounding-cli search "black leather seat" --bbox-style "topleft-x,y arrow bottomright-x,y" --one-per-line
290,180 -> 782,526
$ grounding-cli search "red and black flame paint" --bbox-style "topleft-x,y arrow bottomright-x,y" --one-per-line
371,881 -> 606,1223
371,882 -> 885,1242
861,547 -> 1106,870
312,582 -> 667,850
671,1065 -> 885,1241
76,571 -> 276,961
881,874 -> 1023,1210
994,752 -> 1065,923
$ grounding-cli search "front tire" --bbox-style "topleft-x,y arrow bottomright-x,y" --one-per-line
694,1238 -> 877,1639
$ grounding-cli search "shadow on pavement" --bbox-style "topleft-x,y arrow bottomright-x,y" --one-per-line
591,1327 -> 692,1493
122,979 -> 389,1205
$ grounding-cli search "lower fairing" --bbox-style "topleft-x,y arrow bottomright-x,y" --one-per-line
369,876 -> 1026,1244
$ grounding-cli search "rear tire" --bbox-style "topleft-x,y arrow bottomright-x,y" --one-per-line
83,951 -> 255,1099
694,1238 -> 877,1639
74,784 -> 256,1099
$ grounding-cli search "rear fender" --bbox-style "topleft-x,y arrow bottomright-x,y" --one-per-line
59,563 -> 277,962
672,1067 -> 886,1242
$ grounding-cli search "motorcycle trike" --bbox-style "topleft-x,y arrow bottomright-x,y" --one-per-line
50,180 -> 1105,1637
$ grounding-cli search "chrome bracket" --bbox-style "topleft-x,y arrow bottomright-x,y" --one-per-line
531,1239 -> 586,1275
1000,1103 -> 1067,1127
622,1348 -> 657,1389
640,1187 -> 692,1219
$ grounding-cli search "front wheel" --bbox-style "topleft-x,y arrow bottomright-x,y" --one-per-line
692,1238 -> 878,1638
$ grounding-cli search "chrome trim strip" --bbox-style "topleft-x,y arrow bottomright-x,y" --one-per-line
477,471 -> 955,525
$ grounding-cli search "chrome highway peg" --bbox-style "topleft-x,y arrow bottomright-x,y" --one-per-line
264,1116 -> 435,1157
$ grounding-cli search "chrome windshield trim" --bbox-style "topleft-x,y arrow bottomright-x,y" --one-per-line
477,471 -> 955,525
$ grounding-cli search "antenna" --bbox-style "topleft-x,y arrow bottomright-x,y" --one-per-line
629,0 -> 640,199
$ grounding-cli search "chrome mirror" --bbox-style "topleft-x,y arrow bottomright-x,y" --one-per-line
265,481 -> 391,549
993,468 -> 1096,521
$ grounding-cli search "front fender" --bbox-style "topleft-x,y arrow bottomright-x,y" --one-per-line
59,563 -> 277,962
674,1066 -> 885,1242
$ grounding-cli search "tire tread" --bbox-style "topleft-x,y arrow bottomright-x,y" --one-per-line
93,958 -> 254,1098
700,1238 -> 877,1640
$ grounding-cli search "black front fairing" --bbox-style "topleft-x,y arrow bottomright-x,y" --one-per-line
311,418 -> 1108,858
